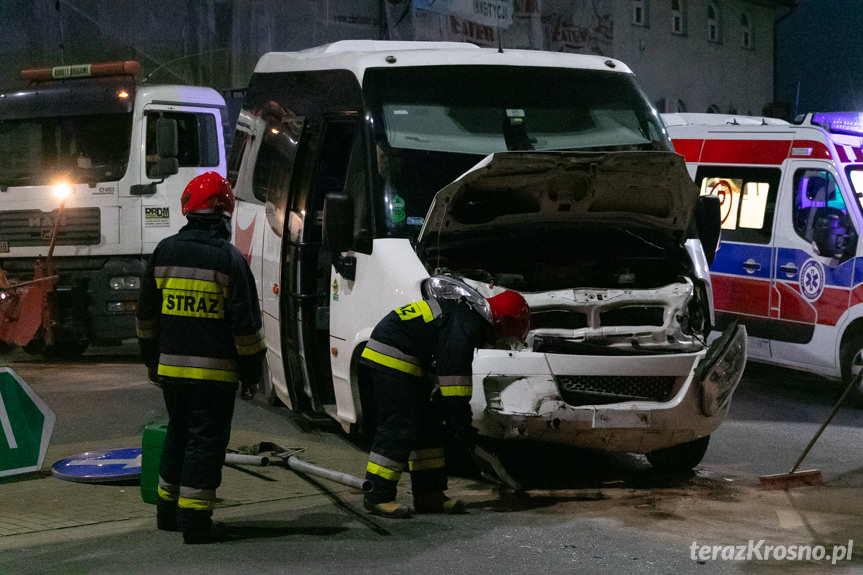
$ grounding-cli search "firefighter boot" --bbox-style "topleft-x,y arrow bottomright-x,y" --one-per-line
363,497 -> 413,519
180,509 -> 231,544
156,499 -> 178,532
414,492 -> 467,514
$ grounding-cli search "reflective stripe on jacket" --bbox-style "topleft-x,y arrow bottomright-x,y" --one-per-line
136,219 -> 265,383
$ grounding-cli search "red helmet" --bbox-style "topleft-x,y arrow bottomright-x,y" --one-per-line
181,172 -> 234,218
487,290 -> 531,342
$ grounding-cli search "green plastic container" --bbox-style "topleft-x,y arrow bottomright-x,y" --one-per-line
140,421 -> 167,505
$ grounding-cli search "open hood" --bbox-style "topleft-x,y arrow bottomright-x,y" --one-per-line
418,151 -> 699,246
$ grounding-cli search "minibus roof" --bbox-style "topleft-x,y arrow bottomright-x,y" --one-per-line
253,40 -> 632,83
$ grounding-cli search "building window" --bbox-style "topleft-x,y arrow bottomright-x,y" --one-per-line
707,2 -> 720,43
677,99 -> 688,113
741,12 -> 753,49
671,0 -> 685,35
633,0 -> 648,27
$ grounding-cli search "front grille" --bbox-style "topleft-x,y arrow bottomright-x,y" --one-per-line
0,208 -> 101,247
600,306 -> 664,327
531,310 -> 588,330
555,374 -> 675,406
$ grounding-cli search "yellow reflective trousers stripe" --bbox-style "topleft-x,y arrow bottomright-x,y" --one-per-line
178,496 -> 214,511
366,461 -> 403,482
361,347 -> 423,377
158,364 -> 238,383
439,385 -> 472,397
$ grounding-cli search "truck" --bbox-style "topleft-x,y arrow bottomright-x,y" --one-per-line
0,61 -> 227,356
664,112 -> 863,404
229,41 -> 747,473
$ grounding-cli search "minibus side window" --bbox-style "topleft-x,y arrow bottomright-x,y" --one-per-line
695,166 -> 780,244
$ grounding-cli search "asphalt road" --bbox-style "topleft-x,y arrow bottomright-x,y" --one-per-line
1,343 -> 862,574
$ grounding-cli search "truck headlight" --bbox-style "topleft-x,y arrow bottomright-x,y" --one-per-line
422,274 -> 492,322
698,322 -> 747,416
109,276 -> 140,290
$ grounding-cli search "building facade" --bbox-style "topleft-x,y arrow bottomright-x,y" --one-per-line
0,1 -> 790,117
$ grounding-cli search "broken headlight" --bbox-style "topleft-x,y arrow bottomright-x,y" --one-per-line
698,322 -> 747,416
422,274 -> 492,323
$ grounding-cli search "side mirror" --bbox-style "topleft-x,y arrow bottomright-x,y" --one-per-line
813,214 -> 857,260
152,118 -> 179,178
695,195 -> 721,266
323,193 -> 356,280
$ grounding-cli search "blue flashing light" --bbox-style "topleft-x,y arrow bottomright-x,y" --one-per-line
812,112 -> 863,137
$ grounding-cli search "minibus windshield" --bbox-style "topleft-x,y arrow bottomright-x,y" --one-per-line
364,65 -> 669,239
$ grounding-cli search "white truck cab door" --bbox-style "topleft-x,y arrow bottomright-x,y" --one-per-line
139,106 -> 224,252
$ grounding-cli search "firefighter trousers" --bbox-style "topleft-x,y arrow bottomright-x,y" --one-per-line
158,379 -> 236,533
364,368 -> 448,504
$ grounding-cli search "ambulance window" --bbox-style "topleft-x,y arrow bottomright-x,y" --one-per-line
847,167 -> 863,207
792,169 -> 850,242
695,167 -> 780,244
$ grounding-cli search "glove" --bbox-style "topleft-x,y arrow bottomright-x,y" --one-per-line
147,366 -> 161,388
240,380 -> 257,401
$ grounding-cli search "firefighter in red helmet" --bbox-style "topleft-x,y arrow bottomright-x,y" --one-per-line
136,172 -> 266,543
359,279 -> 530,518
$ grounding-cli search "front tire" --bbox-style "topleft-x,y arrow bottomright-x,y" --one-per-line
646,435 -> 710,473
839,330 -> 863,407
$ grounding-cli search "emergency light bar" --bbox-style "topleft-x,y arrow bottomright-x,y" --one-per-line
811,112 -> 863,137
20,61 -> 141,83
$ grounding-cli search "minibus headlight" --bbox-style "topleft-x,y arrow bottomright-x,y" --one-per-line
422,274 -> 492,322
699,323 -> 747,416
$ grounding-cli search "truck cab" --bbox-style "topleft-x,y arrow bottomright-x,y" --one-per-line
0,61 -> 226,355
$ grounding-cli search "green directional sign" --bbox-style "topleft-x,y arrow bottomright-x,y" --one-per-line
0,367 -> 55,477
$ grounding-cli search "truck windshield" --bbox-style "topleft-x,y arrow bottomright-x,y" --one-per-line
363,65 -> 669,239
0,113 -> 132,189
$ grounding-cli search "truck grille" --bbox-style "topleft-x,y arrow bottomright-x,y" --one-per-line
0,208 -> 101,247
555,374 -> 675,406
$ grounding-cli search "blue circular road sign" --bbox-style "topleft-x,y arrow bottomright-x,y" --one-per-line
52,447 -> 142,483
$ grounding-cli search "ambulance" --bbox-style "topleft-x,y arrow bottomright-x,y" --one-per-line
0,61 -> 227,356
229,41 -> 747,472
664,112 -> 863,403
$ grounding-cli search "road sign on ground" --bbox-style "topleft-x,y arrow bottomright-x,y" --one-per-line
0,367 -> 56,477
51,447 -> 142,483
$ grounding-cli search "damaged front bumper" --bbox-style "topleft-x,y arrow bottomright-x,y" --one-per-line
471,323 -> 747,453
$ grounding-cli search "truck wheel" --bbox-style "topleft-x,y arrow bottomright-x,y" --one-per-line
839,331 -> 863,408
646,435 -> 710,474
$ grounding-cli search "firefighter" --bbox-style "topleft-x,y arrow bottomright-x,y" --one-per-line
136,172 -> 266,544
360,288 -> 530,518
